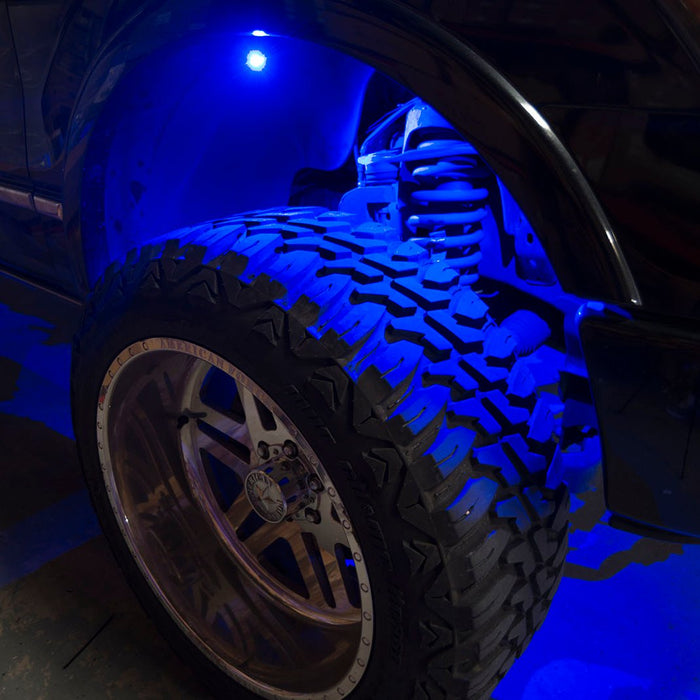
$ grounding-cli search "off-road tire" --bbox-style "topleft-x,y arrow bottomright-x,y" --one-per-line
72,207 -> 569,699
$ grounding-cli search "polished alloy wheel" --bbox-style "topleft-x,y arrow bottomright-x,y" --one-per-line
97,338 -> 374,698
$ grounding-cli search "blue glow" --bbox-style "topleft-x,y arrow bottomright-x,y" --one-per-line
246,49 -> 267,72
251,30 -> 269,37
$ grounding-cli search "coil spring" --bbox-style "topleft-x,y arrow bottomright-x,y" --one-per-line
397,138 -> 489,286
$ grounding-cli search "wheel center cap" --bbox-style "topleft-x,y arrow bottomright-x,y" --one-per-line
244,470 -> 287,523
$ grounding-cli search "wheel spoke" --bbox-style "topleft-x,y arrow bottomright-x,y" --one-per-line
235,380 -> 295,452
306,492 -> 353,556
191,422 -> 251,481
188,384 -> 250,445
225,490 -> 254,530
322,557 -> 353,612
240,520 -> 287,556
289,530 -> 337,611
183,373 -> 254,473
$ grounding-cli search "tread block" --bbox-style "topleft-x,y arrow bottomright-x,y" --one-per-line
471,609 -> 516,658
506,616 -> 529,645
272,253 -> 338,305
328,303 -> 386,348
362,253 -> 419,278
442,476 -> 498,542
189,279 -> 216,304
422,264 -> 459,290
450,397 -> 502,435
350,283 -> 418,317
460,354 -> 509,386
397,475 -> 434,535
426,427 -> 475,479
323,232 -> 387,255
403,541 -> 427,575
496,496 -> 531,530
401,403 -> 446,462
501,434 -> 547,476
418,618 -> 452,649
426,310 -> 484,353
507,358 -> 538,398
449,528 -> 511,590
287,318 -> 323,357
277,224 -> 322,239
473,442 -> 521,485
285,215 -> 346,233
524,486 -> 555,520
198,222 -> 245,249
234,234 -> 284,271
480,390 -> 531,428
413,540 -> 442,573
527,395 -> 556,442
452,290 -> 489,325
391,278 -> 452,310
316,260 -> 383,284
252,305 -> 285,345
306,276 -> 352,315
308,366 -> 349,411
258,206 -> 327,220
423,359 -> 479,400
160,253 -> 205,284
463,572 -> 517,626
364,447 -> 403,487
138,269 -> 161,294
526,345 -> 565,386
483,325 -> 518,360
391,385 -> 447,434
357,338 -> 421,389
283,237 -> 353,260
387,318 -> 453,362
238,222 -> 291,235
392,240 -> 431,262
219,251 -> 248,277
534,564 -> 556,594
353,220 -> 394,238
236,216 -> 281,229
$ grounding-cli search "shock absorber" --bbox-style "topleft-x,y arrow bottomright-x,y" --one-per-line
341,99 -> 553,357
397,102 -> 490,287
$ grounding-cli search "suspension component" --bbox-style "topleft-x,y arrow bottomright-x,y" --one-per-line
341,99 -> 492,288
397,102 -> 490,287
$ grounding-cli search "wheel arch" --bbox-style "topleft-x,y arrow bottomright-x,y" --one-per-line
64,0 -> 640,305
69,21 -> 373,287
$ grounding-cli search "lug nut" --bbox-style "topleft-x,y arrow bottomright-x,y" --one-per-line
283,440 -> 298,459
307,475 -> 324,492
257,442 -> 270,460
304,507 -> 321,524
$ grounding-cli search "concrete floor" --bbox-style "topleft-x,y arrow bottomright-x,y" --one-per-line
0,270 -> 698,699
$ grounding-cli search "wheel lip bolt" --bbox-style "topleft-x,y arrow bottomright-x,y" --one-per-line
307,475 -> 324,492
283,440 -> 298,459
257,442 -> 270,460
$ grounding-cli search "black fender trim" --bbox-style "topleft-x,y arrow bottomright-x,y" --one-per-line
609,515 -> 700,545
580,306 -> 700,538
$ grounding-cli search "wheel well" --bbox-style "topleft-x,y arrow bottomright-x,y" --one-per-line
80,31 -> 373,286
